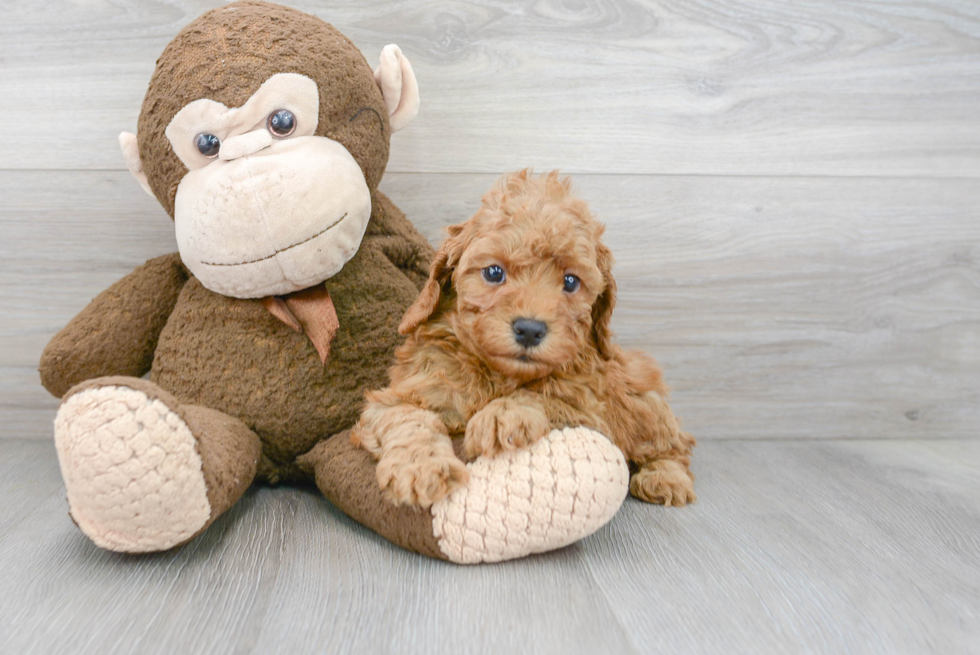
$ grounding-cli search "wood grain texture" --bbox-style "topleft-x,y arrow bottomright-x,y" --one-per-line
2,1 -> 978,652
1,438 -> 977,654
582,438 -> 980,654
3,171 -> 978,439
1,0 -> 979,175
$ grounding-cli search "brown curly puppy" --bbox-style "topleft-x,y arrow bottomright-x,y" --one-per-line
352,170 -> 696,509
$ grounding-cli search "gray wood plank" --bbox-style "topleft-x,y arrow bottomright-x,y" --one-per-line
3,170 -> 978,439
0,438 -> 977,654
583,438 -> 980,654
1,0 -> 979,176
0,440 -> 635,655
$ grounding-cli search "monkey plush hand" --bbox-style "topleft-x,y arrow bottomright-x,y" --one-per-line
40,1 -> 628,564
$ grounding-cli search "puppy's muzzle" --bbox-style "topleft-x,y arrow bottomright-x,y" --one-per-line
512,318 -> 548,348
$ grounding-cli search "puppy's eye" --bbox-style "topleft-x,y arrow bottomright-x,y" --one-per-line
482,265 -> 506,284
563,274 -> 581,293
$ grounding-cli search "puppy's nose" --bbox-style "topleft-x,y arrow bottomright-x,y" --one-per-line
512,318 -> 548,348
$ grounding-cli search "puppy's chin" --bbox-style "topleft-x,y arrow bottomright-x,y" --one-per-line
486,354 -> 555,382
456,314 -> 579,382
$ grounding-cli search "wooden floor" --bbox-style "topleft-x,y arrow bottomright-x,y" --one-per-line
1,0 -> 979,653
2,438 -> 978,654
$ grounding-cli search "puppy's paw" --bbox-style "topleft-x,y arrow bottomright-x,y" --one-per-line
376,444 -> 469,509
630,460 -> 696,506
464,397 -> 551,459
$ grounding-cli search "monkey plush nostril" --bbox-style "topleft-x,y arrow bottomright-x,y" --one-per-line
512,318 -> 548,348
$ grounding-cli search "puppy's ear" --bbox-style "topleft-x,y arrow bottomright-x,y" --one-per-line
399,225 -> 465,334
591,242 -> 618,359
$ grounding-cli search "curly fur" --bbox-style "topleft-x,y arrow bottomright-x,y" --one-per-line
352,170 -> 696,508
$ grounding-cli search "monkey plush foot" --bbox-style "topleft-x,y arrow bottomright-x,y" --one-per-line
54,377 -> 260,553
433,427 -> 630,563
301,426 -> 630,564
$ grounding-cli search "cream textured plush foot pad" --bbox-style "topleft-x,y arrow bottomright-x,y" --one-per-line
431,427 -> 630,564
54,385 -> 211,552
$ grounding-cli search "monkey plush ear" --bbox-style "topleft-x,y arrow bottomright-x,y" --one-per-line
118,132 -> 155,198
374,44 -> 420,133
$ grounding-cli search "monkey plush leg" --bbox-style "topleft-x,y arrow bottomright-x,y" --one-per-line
299,426 -> 630,564
54,376 -> 261,553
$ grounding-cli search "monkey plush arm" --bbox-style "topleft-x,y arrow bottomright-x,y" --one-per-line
39,253 -> 189,398
368,191 -> 434,290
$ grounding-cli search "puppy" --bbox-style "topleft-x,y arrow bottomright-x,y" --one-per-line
351,170 -> 695,509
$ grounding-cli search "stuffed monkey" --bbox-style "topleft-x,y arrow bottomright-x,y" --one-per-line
40,1 -> 629,564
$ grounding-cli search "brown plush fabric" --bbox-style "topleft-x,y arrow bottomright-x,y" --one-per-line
40,253 -> 189,398
149,218 -> 428,479
366,191 -> 435,287
62,375 -> 186,414
138,0 -> 392,217
181,404 -> 263,526
298,431 -> 448,561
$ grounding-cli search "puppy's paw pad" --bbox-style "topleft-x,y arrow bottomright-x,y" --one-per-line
630,463 -> 696,507
377,449 -> 469,509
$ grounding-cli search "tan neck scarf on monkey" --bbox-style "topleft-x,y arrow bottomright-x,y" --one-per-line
260,286 -> 340,365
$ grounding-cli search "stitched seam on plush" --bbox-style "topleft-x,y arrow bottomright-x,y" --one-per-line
243,155 -> 289,282
201,212 -> 348,267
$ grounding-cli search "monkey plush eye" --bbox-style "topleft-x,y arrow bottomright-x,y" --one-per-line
267,109 -> 297,137
563,274 -> 581,293
195,133 -> 221,158
482,265 -> 505,284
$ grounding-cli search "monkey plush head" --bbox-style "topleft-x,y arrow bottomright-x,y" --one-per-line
118,1 -> 419,298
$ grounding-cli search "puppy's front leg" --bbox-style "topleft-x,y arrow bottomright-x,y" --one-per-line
464,391 -> 551,460
353,394 -> 469,509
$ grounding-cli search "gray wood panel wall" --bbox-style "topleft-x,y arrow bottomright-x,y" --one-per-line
1,0 -> 978,440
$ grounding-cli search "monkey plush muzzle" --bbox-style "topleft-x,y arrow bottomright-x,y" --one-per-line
157,72 -> 371,299
173,135 -> 371,298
